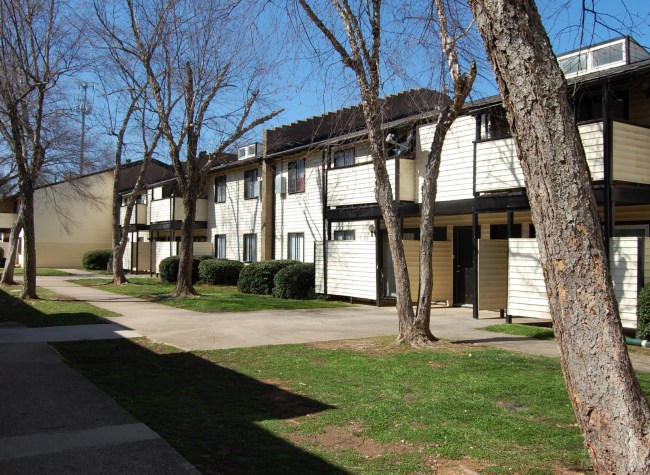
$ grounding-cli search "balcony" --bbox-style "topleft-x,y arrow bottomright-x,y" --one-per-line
327,158 -> 415,207
0,212 -> 17,230
149,197 -> 208,223
119,203 -> 148,226
473,120 -> 650,194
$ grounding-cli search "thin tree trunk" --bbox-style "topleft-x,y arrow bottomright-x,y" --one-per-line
111,171 -> 129,284
0,208 -> 23,285
468,0 -> 650,471
172,192 -> 197,297
20,187 -> 36,299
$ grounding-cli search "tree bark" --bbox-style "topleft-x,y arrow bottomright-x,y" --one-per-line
172,192 -> 198,297
111,169 -> 129,285
20,184 -> 37,299
0,207 -> 23,286
468,0 -> 650,471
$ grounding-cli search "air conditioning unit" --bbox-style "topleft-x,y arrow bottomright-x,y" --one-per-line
238,143 -> 260,160
275,175 -> 286,195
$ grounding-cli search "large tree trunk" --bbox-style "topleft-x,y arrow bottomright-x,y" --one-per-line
0,208 -> 23,286
20,187 -> 37,299
172,192 -> 197,297
468,0 -> 650,471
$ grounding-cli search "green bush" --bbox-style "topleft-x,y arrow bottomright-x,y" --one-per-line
195,254 -> 215,262
638,283 -> 650,339
159,255 -> 201,284
273,263 -> 315,300
82,249 -> 112,271
237,260 -> 298,295
199,259 -> 244,285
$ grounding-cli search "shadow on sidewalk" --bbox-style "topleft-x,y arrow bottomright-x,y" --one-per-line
54,339 -> 347,474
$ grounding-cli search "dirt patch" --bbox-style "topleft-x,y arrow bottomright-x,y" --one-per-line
423,455 -> 491,474
309,337 -> 474,355
288,424 -> 422,458
494,400 -> 529,411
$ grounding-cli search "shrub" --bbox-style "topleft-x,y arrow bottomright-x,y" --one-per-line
159,256 -> 201,284
273,263 -> 315,300
82,249 -> 112,271
237,260 -> 298,295
195,254 -> 215,262
638,283 -> 650,339
199,259 -> 243,285
0,246 -> 4,260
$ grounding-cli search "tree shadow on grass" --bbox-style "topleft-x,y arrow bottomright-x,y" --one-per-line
54,339 -> 348,474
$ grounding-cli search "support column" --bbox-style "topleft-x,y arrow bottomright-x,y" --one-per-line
472,211 -> 479,319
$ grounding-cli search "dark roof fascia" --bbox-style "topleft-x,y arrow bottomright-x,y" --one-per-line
265,108 -> 443,160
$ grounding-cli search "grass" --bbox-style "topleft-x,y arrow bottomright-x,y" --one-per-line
3,267 -> 73,276
0,286 -> 118,327
70,277 -> 351,313
54,336 -> 650,474
482,323 -> 556,340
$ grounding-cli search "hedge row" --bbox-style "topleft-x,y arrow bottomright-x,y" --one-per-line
82,249 -> 112,271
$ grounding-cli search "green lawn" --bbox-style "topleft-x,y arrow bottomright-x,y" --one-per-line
482,323 -> 556,340
70,277 -> 351,312
3,267 -> 73,276
0,286 -> 118,327
54,336 -> 648,474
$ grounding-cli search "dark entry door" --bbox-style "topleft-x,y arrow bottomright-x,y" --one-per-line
453,226 -> 474,306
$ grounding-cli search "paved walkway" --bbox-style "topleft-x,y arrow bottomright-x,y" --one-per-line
3,271 -> 650,473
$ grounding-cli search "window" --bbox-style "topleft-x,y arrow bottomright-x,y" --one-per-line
243,233 -> 257,262
558,52 -> 587,75
333,148 -> 354,168
288,159 -> 305,194
215,176 -> 226,203
161,184 -> 174,199
244,169 -> 259,199
334,230 -> 355,241
479,112 -> 510,140
214,234 -> 226,258
288,233 -> 304,261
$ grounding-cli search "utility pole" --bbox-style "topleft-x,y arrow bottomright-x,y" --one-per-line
77,82 -> 93,175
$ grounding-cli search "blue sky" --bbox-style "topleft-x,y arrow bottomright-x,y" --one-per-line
268,0 -> 650,128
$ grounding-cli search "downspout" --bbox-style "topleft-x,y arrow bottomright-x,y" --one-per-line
375,217 -> 381,306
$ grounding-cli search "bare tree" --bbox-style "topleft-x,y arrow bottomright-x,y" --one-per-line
297,0 -> 475,344
0,0 -> 80,298
467,0 -> 650,471
122,0 -> 281,296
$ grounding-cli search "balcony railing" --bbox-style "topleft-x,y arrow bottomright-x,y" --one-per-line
119,203 -> 148,225
149,197 -> 208,223
327,158 -> 415,207
475,121 -> 605,194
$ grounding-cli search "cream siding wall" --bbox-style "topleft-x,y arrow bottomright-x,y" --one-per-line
418,115 -> 475,202
315,240 -> 376,300
478,240 -> 508,311
476,122 -> 604,193
120,204 -> 147,225
612,121 -> 650,184
208,166 -> 261,261
403,240 -> 453,305
399,160 -> 416,202
149,197 -> 207,223
123,242 -> 152,272
508,237 -> 642,328
32,173 -> 113,268
274,152 -> 323,262
0,213 -> 17,229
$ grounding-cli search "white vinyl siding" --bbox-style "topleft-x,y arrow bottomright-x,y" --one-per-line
208,167 -> 261,262
315,241 -> 377,300
418,115 -> 475,202
328,159 -> 398,207
149,197 -> 208,223
274,153 -> 323,262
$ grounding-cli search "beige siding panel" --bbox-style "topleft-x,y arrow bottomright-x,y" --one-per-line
120,204 -> 147,225
328,160 -> 396,207
193,242 -> 213,256
613,121 -> 650,184
323,241 -> 376,300
123,242 -> 152,272
0,213 -> 17,229
478,240 -> 508,311
418,116 -> 475,203
613,205 -> 650,222
274,153 -> 323,262
33,173 -> 113,268
645,238 -> 650,285
150,198 -> 207,223
208,166 -> 262,262
403,240 -> 453,305
399,159 -> 416,202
